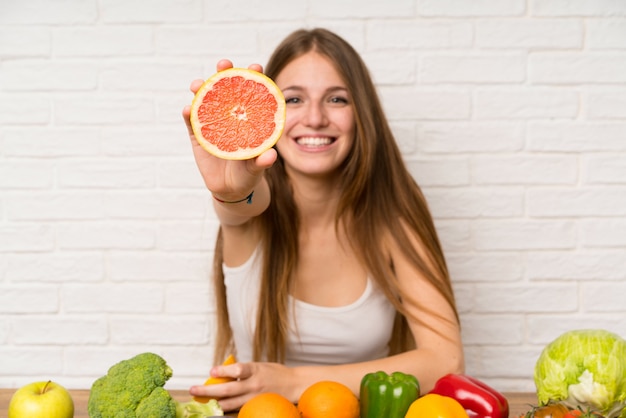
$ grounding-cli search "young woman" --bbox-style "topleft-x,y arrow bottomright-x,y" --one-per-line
182,28 -> 464,412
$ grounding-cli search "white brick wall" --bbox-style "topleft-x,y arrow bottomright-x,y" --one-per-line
1,0 -> 625,396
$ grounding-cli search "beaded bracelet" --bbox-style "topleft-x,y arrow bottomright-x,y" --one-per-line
212,190 -> 254,204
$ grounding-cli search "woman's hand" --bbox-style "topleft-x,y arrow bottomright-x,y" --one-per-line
182,59 -> 278,201
188,361 -> 299,412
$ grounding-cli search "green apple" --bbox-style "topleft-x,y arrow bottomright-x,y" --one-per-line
8,380 -> 74,418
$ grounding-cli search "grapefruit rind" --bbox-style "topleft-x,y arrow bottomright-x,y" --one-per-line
190,68 -> 286,161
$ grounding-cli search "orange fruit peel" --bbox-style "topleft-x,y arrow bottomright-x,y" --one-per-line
238,392 -> 300,418
190,67 -> 286,160
297,380 -> 360,418
193,354 -> 236,403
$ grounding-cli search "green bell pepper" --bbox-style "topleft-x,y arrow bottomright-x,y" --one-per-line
359,371 -> 420,418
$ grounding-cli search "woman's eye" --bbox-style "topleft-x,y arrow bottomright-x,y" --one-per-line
330,96 -> 349,104
285,97 -> 301,104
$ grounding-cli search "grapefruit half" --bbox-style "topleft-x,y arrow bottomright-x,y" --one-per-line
190,68 -> 286,160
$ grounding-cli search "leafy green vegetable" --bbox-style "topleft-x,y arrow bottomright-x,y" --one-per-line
88,352 -> 224,417
534,329 -> 626,418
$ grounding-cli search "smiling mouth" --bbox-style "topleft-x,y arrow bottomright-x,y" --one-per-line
296,136 -> 335,147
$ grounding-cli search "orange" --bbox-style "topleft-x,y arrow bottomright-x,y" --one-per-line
238,392 -> 300,418
193,354 -> 236,403
190,67 -> 286,160
297,380 -> 359,418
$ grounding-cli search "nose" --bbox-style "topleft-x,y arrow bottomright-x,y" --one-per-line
304,102 -> 328,128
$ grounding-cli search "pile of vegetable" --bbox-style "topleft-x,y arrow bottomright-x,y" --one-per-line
359,370 -> 509,418
532,329 -> 626,418
88,352 -> 224,418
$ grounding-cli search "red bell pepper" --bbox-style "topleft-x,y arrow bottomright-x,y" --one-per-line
429,374 -> 509,418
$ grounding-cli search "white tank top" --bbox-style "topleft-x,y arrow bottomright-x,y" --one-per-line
224,249 -> 397,366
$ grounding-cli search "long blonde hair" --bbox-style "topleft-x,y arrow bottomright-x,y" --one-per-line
212,28 -> 458,364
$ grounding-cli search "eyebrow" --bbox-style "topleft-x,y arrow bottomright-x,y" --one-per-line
281,85 -> 349,94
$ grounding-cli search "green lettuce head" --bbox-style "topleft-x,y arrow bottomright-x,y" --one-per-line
534,329 -> 626,418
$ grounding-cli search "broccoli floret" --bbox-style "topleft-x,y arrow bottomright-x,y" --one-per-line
88,352 -> 224,417
136,387 -> 176,417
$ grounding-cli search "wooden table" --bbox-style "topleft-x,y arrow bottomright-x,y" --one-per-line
0,388 -> 537,417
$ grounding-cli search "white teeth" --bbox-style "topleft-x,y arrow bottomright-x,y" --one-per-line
297,137 -> 332,146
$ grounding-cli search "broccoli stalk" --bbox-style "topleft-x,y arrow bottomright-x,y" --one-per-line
88,352 -> 224,417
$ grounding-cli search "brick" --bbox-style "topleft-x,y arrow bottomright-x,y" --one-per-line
100,61 -> 203,92
434,220 -> 472,252
158,160 -> 207,189
474,284 -> 578,312
527,250 -> 626,280
472,346 -> 542,379
471,220 -> 576,250
380,87 -> 471,120
406,158 -> 470,186
109,317 -> 209,344
0,224 -> 55,252
207,0 -> 307,21
108,252 -> 210,282
424,188 -> 524,219
0,60 -> 98,91
6,253 -> 105,282
472,155 -> 578,185
7,192 -> 106,221
165,283 -> 213,313
587,88 -> 626,119
362,51 -> 417,85
580,219 -> 626,247
527,317 -> 626,344
530,52 -> 626,84
452,284 -> 474,313
421,53 -> 526,84
101,127 -> 188,156
0,96 -> 50,125
418,122 -> 524,153
390,122 -> 419,155
55,97 -> 155,125
0,347 -> 64,375
0,27 -> 51,57
474,88 -> 579,119
157,95 -> 195,124
63,284 -> 164,313
0,285 -> 58,313
12,316 -> 108,344
100,0 -> 202,23
532,0 -> 626,17
367,21 -> 472,50
419,0 -> 525,16
587,19 -> 626,49
156,26 -> 257,56
104,191 -> 209,219
0,318 -> 6,343
476,19 -> 583,49
461,315 -> 524,344
54,27 -> 154,57
311,0 -> 413,18
3,128 -> 100,157
57,222 -> 156,250
529,122 -> 626,151
582,282 -> 626,312
584,154 -> 626,183
447,252 -> 523,282
0,160 -> 54,189
157,221 -> 218,251
160,345 -> 216,380
0,0 -> 97,24
57,160 -> 156,188
528,187 -> 626,216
